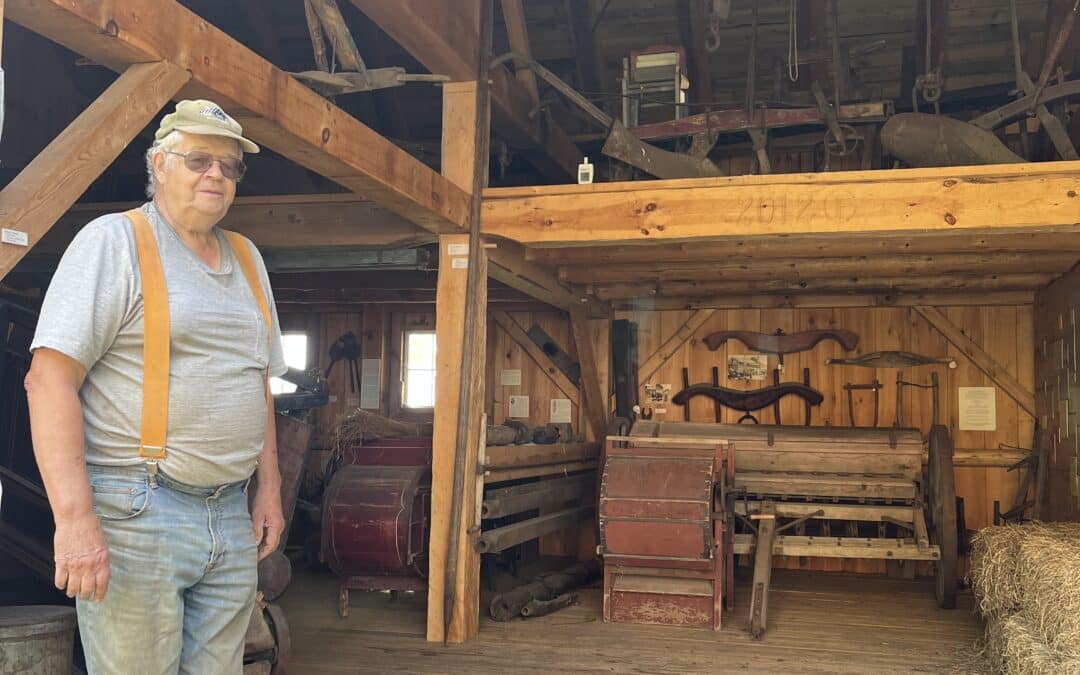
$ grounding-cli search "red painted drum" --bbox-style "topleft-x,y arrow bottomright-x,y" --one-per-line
321,440 -> 432,579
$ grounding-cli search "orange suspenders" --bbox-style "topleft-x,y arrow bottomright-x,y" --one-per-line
126,209 -> 271,468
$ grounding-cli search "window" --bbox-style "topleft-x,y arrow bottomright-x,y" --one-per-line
269,332 -> 308,395
402,330 -> 436,408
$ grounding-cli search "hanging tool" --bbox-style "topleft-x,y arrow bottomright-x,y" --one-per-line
895,371 -> 940,428
827,351 -> 956,369
324,332 -> 362,394
682,367 -> 692,421
843,380 -> 883,428
1030,0 -> 1080,109
703,328 -> 860,371
993,425 -> 1050,524
711,366 -> 722,423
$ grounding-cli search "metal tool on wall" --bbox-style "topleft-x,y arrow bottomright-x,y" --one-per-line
324,331 -> 362,394
895,371 -> 941,428
843,380 -> 883,428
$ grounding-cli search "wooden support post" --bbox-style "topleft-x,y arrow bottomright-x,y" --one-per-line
749,504 -> 777,639
678,0 -> 714,107
427,54 -> 491,642
913,306 -> 1036,417
638,310 -> 716,385
569,305 -> 608,442
0,61 -> 189,280
492,311 -> 580,403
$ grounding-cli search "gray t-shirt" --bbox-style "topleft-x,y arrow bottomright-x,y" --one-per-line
31,202 -> 287,487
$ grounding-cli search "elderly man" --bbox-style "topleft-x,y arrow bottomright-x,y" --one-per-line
25,99 -> 288,674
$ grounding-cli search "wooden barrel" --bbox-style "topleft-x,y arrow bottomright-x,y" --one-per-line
321,464 -> 431,578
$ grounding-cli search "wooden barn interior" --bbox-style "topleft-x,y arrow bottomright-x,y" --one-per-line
0,0 -> 1078,672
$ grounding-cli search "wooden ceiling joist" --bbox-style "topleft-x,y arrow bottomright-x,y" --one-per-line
592,273 -> 1056,302
6,0 -> 470,235
481,162 -> 1080,246
487,239 -> 608,317
561,252 -> 1077,285
525,230 -> 1080,266
0,60 -> 190,280
616,291 -> 1036,312
348,0 -> 581,179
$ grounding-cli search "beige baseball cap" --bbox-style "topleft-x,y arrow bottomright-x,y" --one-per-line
155,99 -> 260,153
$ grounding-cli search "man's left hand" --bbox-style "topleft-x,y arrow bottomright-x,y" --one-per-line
251,488 -> 285,561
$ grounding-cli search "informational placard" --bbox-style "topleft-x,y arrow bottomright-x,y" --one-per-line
644,383 -> 672,404
1,228 -> 29,247
727,354 -> 768,381
550,398 -> 572,423
500,369 -> 522,386
508,395 -> 530,418
451,257 -> 468,269
446,243 -> 469,256
958,387 -> 997,431
360,358 -> 381,409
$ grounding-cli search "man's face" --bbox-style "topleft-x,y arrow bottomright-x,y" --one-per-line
154,132 -> 240,224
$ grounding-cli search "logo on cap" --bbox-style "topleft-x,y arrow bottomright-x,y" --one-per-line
200,105 -> 229,123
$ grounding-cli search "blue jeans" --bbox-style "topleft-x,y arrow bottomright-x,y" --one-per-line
76,465 -> 257,675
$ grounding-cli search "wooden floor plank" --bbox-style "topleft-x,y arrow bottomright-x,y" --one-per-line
279,569 -> 983,674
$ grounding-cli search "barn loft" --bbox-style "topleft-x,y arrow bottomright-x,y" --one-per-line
1,0 -> 1079,673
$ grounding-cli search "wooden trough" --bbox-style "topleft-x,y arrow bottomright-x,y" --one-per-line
598,421 -> 958,637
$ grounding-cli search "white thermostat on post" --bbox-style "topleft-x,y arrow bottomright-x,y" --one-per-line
577,156 -> 594,184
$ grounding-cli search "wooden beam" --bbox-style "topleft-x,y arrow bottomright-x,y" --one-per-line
487,239 -> 608,317
627,102 -> 890,142
349,0 -> 581,179
560,252 -> 1078,285
912,305 -> 1037,417
499,0 -> 538,104
569,304 -> 608,442
593,273 -> 1055,301
614,292 -> 1035,312
637,309 -> 716,384
677,0 -> 714,106
526,230 -> 1080,265
565,0 -> 605,97
0,61 -> 189,280
308,0 -> 366,73
40,194 -> 431,253
491,311 -> 580,404
481,162 -> 1080,245
6,0 -> 470,234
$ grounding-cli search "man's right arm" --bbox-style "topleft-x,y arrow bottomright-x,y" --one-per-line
25,347 -> 110,602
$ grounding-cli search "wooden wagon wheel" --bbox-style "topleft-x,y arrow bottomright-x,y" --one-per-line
927,425 -> 958,609
265,601 -> 291,675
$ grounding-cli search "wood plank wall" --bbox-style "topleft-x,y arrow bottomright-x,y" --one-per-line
623,305 -> 1034,573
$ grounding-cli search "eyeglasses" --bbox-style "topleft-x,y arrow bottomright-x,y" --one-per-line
164,151 -> 246,181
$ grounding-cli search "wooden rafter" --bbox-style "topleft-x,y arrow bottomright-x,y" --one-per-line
348,0 -> 581,179
487,239 -> 608,317
0,60 -> 190,280
637,309 -> 716,384
481,162 -> 1080,245
491,311 -> 580,404
677,0 -> 714,106
912,305 -> 1037,417
6,0 -> 470,235
565,0 -> 605,98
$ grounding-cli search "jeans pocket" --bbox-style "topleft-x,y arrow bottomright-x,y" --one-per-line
89,473 -> 152,521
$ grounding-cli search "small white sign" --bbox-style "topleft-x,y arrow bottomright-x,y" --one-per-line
500,369 -> 522,386
959,387 -> 997,431
550,398 -> 572,424
447,243 -> 469,256
451,257 -> 468,269
1,229 -> 29,247
508,395 -> 530,418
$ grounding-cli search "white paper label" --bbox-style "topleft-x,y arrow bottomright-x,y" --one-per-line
959,387 -> 997,431
360,358 -> 381,409
451,257 -> 468,269
508,395 -> 530,418
550,398 -> 572,424
447,243 -> 469,256
500,369 -> 522,386
1,229 -> 29,246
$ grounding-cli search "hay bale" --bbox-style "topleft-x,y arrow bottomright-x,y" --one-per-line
969,522 -> 1080,619
1016,524 -> 1080,654
985,611 -> 1080,675
331,409 -> 428,451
